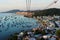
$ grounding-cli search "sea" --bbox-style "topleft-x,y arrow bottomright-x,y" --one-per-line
0,13 -> 39,40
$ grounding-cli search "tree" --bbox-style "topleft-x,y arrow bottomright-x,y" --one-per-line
56,29 -> 60,40
56,29 -> 60,37
8,33 -> 19,40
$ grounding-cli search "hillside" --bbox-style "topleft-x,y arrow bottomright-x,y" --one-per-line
1,8 -> 60,16
33,8 -> 60,16
1,9 -> 23,13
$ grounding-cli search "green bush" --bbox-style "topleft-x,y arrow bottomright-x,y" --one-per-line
41,30 -> 46,35
8,33 -> 18,40
56,29 -> 60,37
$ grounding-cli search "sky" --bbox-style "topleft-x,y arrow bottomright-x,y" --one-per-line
0,0 -> 60,12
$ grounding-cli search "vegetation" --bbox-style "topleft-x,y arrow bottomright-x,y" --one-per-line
33,8 -> 60,16
56,29 -> 60,37
8,33 -> 19,40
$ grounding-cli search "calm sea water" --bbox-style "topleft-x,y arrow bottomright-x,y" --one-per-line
0,13 -> 39,40
0,13 -> 14,16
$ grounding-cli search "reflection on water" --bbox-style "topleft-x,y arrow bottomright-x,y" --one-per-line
0,13 -> 39,40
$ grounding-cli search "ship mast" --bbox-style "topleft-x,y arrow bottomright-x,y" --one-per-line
26,0 -> 31,12
25,0 -> 32,17
26,0 -> 59,10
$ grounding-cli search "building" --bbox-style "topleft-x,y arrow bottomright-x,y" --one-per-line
16,12 -> 33,17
